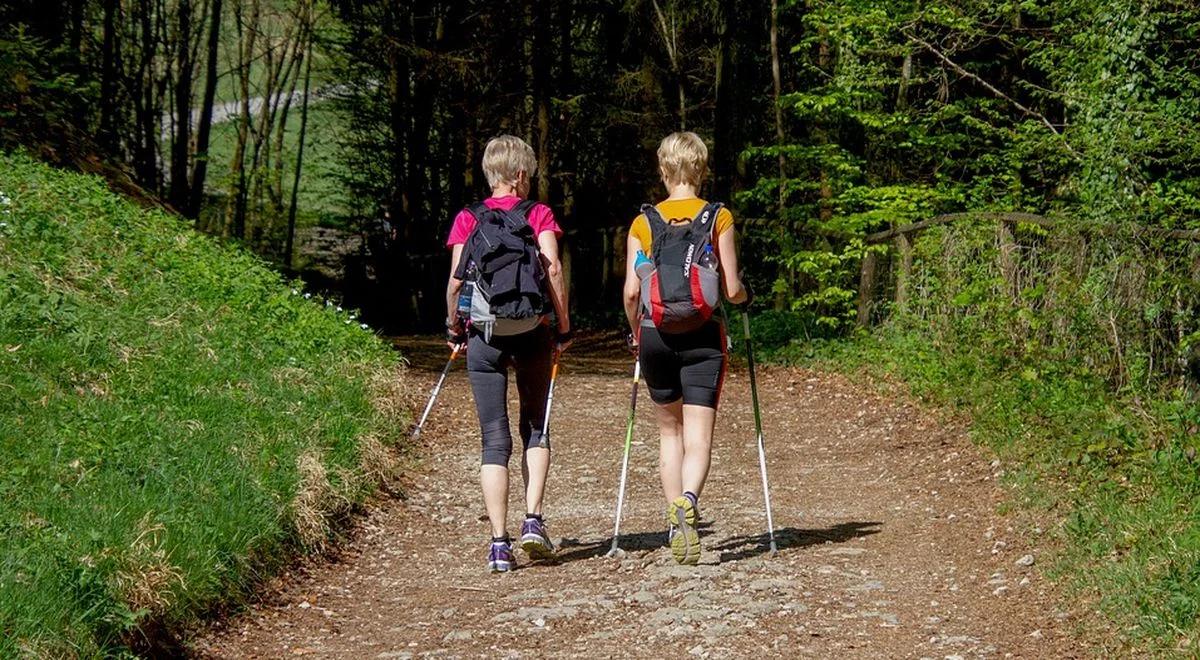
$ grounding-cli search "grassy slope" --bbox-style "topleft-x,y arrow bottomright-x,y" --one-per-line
0,153 -> 409,656
768,326 -> 1200,654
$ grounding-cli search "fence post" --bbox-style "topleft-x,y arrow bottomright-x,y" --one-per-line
857,248 -> 877,327
997,219 -> 1017,298
895,232 -> 913,307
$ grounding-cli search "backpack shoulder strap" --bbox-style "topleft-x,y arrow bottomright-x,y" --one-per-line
641,203 -> 669,250
465,201 -> 490,221
693,202 -> 724,241
497,199 -> 537,232
513,199 -> 538,218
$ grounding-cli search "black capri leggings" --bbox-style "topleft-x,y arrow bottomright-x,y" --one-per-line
638,319 -> 727,409
467,323 -> 554,467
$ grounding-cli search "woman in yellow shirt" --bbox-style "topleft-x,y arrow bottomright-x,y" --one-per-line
622,132 -> 750,565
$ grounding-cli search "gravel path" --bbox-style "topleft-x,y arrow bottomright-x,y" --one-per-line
192,334 -> 1082,658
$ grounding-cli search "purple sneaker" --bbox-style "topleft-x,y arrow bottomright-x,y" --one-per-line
519,517 -> 556,561
488,539 -> 514,573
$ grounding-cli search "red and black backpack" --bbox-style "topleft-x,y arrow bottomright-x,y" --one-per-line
639,202 -> 723,334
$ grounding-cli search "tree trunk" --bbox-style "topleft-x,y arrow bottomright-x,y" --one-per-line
169,0 -> 194,211
816,28 -> 833,224
557,0 -> 575,217
713,0 -> 735,201
532,0 -> 552,202
187,0 -> 222,219
651,0 -> 686,129
770,0 -> 786,214
228,0 -> 259,239
99,0 -> 119,152
285,27 -> 314,270
134,0 -> 160,188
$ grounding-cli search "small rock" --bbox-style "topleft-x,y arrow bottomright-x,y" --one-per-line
1029,629 -> 1043,639
1015,554 -> 1035,567
443,631 -> 472,642
1019,577 -> 1031,587
298,601 -> 311,609
689,644 -> 705,656
632,590 -> 658,604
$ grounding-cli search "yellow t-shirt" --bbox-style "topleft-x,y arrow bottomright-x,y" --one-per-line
629,198 -> 734,255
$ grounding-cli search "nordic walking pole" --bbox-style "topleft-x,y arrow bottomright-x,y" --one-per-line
606,360 -> 642,558
742,310 -> 778,555
541,350 -> 562,440
411,345 -> 461,439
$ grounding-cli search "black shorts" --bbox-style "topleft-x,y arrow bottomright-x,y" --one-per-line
638,320 -> 727,409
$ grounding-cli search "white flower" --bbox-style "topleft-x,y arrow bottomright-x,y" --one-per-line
325,300 -> 332,307
304,293 -> 312,299
360,323 -> 369,329
291,289 -> 298,295
344,319 -> 351,325
336,306 -> 343,313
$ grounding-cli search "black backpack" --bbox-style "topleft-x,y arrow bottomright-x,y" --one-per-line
455,200 -> 549,338
639,202 -> 723,334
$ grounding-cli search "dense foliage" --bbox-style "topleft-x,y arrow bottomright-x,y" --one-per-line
0,153 -> 407,655
744,0 -> 1200,648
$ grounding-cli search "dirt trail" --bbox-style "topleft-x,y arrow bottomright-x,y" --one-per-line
192,335 -> 1082,658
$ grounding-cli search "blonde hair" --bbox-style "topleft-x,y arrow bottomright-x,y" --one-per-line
481,135 -> 537,189
657,131 -> 708,187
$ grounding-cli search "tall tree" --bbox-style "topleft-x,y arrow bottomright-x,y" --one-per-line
186,0 -> 222,219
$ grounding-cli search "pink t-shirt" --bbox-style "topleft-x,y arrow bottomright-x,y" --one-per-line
445,196 -> 563,247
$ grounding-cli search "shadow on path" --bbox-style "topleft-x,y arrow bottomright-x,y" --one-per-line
714,521 -> 882,562
391,332 -> 638,375
553,522 -> 717,563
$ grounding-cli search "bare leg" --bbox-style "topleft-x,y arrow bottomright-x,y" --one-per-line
656,400 -> 685,504
523,447 -> 550,515
481,465 -> 509,538
681,404 -> 716,497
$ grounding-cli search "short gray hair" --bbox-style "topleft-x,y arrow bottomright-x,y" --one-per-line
482,135 -> 537,189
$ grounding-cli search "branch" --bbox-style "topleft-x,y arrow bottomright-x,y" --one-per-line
904,31 -> 1080,158
651,0 -> 676,62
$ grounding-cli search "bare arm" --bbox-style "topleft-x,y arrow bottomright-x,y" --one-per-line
446,243 -> 464,327
623,232 -> 642,338
538,231 -> 570,334
716,227 -> 748,305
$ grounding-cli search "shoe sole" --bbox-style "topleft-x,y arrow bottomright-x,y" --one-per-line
667,496 -> 700,565
488,559 -> 513,573
520,534 -> 556,561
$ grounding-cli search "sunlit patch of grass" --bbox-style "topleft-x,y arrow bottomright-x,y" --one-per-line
0,153 -> 413,655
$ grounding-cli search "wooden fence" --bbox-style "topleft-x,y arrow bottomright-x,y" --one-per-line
856,212 -> 1200,327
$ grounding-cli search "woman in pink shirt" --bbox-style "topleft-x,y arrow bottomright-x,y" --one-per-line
444,135 -> 572,572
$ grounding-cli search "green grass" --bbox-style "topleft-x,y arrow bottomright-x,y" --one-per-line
769,326 -> 1200,654
0,153 -> 409,656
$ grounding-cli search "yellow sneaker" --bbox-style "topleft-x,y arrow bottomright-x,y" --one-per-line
666,496 -> 700,565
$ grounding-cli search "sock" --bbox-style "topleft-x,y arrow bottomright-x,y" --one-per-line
524,513 -> 543,521
491,535 -> 510,545
684,491 -> 698,508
